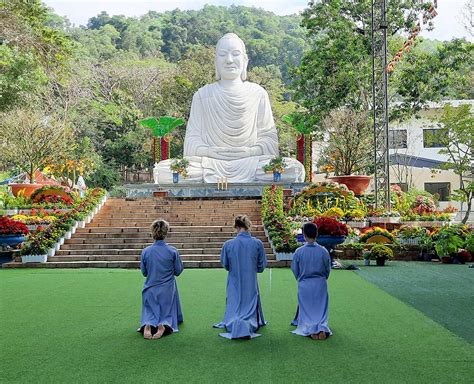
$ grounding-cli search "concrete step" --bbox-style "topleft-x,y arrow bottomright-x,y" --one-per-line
68,231 -> 267,239
88,220 -> 260,226
56,246 -> 273,256
60,241 -> 271,250
64,236 -> 269,245
48,254 -> 275,262
75,225 -> 265,234
3,260 -> 289,269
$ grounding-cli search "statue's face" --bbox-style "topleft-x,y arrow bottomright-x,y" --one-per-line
216,37 -> 245,80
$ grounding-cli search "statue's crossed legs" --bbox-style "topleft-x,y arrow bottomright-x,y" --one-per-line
153,156 -> 305,184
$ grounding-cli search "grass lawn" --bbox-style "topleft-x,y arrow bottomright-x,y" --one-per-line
356,261 -> 474,344
1,267 -> 472,383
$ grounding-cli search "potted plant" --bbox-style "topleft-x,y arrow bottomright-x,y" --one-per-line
367,210 -> 401,224
313,216 -> 349,254
263,156 -> 287,182
0,217 -> 29,248
319,108 -> 373,195
170,158 -> 190,183
344,208 -> 368,228
366,244 -> 394,266
20,236 -> 49,263
432,225 -> 469,263
396,225 -> 428,246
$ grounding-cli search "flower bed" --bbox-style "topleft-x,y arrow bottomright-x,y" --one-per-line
261,182 -> 473,265
262,185 -> 298,255
17,188 -> 106,261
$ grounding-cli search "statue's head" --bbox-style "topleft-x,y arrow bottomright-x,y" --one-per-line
215,33 -> 248,81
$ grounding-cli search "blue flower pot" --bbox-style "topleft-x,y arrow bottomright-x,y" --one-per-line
273,171 -> 281,182
0,235 -> 26,247
316,235 -> 346,253
172,173 -> 179,184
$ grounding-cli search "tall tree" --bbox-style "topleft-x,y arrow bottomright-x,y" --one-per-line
291,0 -> 431,130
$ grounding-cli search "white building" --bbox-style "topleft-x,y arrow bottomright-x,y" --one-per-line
388,99 -> 473,212
312,100 -> 473,217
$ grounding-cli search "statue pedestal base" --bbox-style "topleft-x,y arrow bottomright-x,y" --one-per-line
124,182 -> 308,199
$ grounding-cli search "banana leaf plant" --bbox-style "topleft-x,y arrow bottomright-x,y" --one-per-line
139,116 -> 186,162
282,113 -> 312,182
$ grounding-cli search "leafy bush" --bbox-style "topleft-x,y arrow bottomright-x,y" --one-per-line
262,185 -> 298,253
465,232 -> 474,255
432,224 -> 470,258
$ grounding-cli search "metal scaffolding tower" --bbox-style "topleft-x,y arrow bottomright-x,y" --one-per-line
371,0 -> 391,210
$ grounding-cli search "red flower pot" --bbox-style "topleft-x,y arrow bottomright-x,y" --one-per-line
328,175 -> 372,195
8,183 -> 42,198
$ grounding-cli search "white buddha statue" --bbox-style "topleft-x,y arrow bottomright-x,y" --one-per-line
154,33 -> 305,183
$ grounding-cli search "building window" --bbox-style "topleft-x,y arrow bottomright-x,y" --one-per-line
423,129 -> 444,148
424,182 -> 450,201
389,130 -> 407,149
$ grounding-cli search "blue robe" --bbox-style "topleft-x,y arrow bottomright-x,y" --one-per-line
139,240 -> 184,333
291,242 -> 332,337
214,231 -> 267,339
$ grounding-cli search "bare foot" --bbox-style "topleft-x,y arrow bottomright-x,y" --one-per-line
152,325 -> 165,339
317,331 -> 327,340
143,325 -> 152,340
310,333 -> 319,340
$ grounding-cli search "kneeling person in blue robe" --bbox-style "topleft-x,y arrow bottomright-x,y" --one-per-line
291,222 -> 332,340
138,219 -> 184,339
214,215 -> 267,339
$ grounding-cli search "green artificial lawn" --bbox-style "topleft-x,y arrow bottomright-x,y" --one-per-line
355,261 -> 474,344
0,268 -> 472,383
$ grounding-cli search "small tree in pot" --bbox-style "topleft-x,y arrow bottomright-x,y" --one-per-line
319,108 -> 373,195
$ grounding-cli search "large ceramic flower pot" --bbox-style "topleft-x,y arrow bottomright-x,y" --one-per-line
0,235 -> 25,247
328,175 -> 372,195
8,183 -> 42,198
316,235 -> 346,253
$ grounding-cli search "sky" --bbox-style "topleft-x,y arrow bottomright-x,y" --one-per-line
43,0 -> 471,41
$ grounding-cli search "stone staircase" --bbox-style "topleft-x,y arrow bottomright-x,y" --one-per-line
6,197 -> 287,268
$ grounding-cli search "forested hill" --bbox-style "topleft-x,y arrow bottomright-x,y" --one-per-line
70,5 -> 307,81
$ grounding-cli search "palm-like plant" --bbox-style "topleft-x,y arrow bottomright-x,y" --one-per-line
282,113 -> 313,182
139,116 -> 186,162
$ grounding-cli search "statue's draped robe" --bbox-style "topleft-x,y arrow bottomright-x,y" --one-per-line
154,81 -> 305,183
290,243 -> 333,337
184,82 -> 278,183
138,241 -> 184,334
213,232 -> 267,339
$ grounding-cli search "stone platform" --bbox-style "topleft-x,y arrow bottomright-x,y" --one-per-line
124,182 -> 308,198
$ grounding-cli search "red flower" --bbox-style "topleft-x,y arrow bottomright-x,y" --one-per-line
314,217 -> 348,236
0,217 -> 30,235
